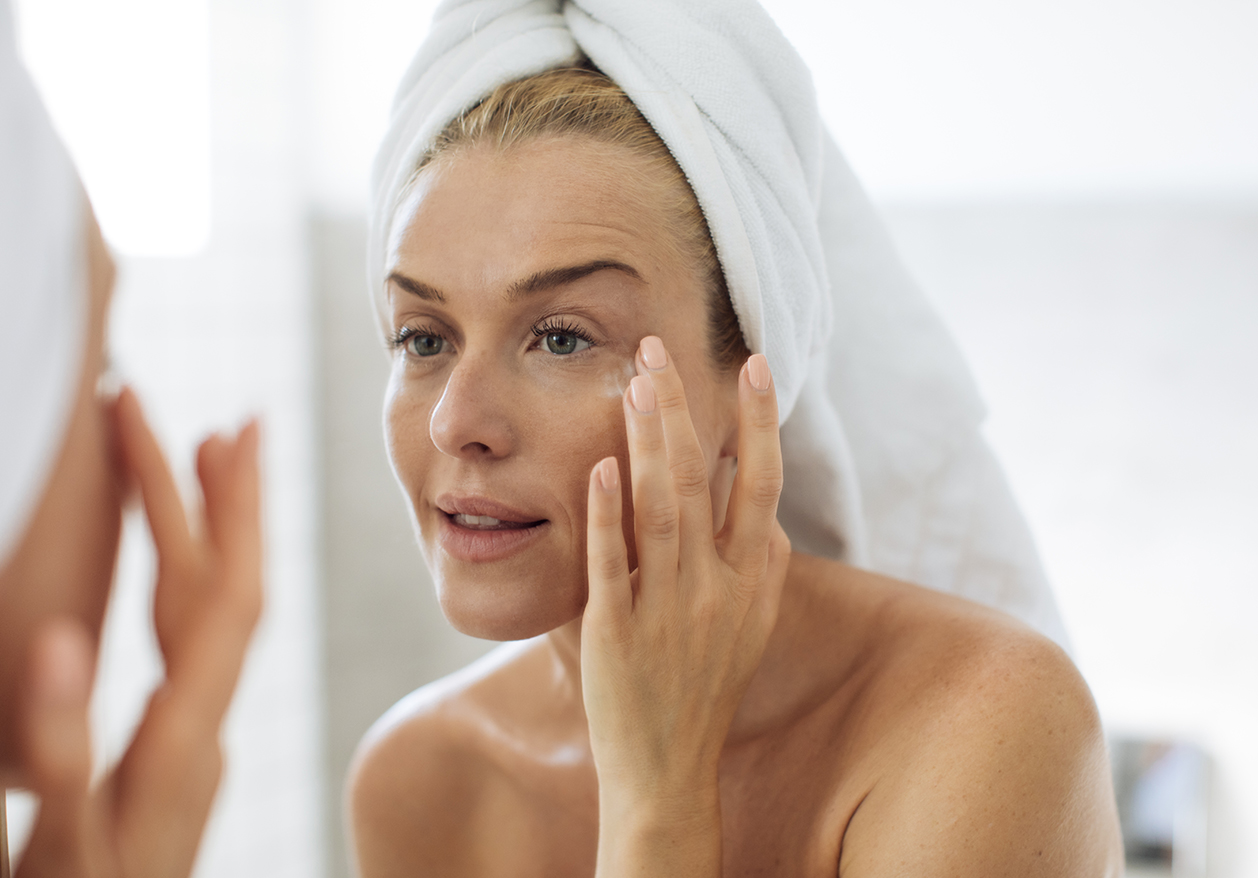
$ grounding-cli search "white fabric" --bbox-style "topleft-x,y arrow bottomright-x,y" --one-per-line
369,0 -> 1069,647
0,0 -> 86,568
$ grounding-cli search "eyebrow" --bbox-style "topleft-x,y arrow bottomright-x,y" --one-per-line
386,259 -> 643,306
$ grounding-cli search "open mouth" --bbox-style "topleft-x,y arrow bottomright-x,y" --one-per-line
447,512 -> 547,531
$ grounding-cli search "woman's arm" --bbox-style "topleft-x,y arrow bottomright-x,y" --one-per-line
581,337 -> 789,877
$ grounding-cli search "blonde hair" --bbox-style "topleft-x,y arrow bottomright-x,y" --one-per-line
415,63 -> 749,371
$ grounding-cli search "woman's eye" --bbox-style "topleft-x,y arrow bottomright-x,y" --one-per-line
406,334 -> 445,357
543,331 -> 591,355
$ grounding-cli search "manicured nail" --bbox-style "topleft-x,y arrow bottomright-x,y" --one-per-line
629,375 -> 656,413
640,336 -> 667,371
597,457 -> 619,492
747,353 -> 771,391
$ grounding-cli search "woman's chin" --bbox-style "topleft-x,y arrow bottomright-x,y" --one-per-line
436,578 -> 585,642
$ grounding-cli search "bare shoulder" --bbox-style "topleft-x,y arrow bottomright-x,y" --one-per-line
824,566 -> 1124,876
347,640 -> 548,878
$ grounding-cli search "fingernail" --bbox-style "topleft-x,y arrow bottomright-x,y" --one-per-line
747,353 -> 771,392
597,457 -> 619,492
629,375 -> 656,413
640,336 -> 667,371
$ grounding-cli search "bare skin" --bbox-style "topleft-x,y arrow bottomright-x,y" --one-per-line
350,138 -> 1123,877
0,207 -> 264,877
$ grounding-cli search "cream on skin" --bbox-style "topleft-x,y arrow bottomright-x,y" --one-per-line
382,137 -> 740,642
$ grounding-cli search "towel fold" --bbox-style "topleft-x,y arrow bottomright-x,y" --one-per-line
370,0 -> 1069,647
0,0 -> 86,569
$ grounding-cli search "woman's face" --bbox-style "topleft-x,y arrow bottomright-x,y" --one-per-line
384,137 -> 739,641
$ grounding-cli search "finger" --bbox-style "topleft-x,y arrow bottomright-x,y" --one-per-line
163,425 -> 263,703
624,373 -> 680,589
114,387 -> 197,577
637,337 -> 715,553
17,621 -> 94,876
197,420 -> 261,568
719,354 -> 784,575
111,425 -> 263,870
585,457 -> 632,623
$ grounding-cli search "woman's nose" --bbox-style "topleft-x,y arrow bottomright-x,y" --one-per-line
428,357 -> 516,460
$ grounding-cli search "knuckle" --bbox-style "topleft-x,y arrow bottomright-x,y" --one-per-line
747,471 -> 784,510
637,501 -> 680,542
590,501 -> 621,529
656,386 -> 689,418
597,554 -> 626,584
750,395 -> 780,429
669,455 -> 709,499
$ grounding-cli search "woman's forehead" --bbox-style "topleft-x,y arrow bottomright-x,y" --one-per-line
387,140 -> 688,294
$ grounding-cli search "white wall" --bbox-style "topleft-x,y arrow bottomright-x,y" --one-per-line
301,0 -> 1258,211
882,203 -> 1258,877
765,0 -> 1258,200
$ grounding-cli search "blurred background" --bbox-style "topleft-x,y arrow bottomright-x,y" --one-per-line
5,0 -> 1256,875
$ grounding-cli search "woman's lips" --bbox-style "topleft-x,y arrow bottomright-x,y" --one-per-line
434,494 -> 550,563
437,513 -> 549,563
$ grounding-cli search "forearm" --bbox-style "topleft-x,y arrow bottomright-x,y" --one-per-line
596,785 -> 722,878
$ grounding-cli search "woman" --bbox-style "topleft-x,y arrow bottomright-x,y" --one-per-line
350,2 -> 1122,875
1,1 -> 262,872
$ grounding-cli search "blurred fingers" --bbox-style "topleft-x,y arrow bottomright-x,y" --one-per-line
113,388 -> 197,579
17,621 -> 94,876
164,420 -> 263,708
197,420 -> 263,620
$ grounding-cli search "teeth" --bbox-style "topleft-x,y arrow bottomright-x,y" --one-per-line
455,514 -> 506,528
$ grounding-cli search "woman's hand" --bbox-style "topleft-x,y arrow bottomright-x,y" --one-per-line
581,337 -> 790,876
15,388 -> 263,878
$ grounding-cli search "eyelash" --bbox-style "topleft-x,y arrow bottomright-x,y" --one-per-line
388,324 -> 442,352
388,318 -> 598,354
531,318 -> 597,350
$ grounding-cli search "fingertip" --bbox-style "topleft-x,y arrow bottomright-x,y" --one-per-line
595,456 -> 619,494
627,374 -> 656,414
23,620 -> 94,792
745,353 -> 772,393
30,620 -> 93,708
237,417 -> 262,471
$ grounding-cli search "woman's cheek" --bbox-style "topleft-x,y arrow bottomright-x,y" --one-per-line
383,368 -> 439,485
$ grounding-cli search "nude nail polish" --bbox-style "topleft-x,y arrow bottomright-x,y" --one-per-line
748,353 -> 771,391
640,336 -> 667,370
629,375 -> 656,412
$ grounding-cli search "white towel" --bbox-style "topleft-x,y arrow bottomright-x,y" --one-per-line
370,0 -> 1070,647
0,0 -> 86,569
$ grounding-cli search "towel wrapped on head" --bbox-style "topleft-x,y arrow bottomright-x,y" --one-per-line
370,0 -> 1069,647
0,0 -> 86,570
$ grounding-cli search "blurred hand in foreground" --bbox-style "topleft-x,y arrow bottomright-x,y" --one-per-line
15,387 -> 262,878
